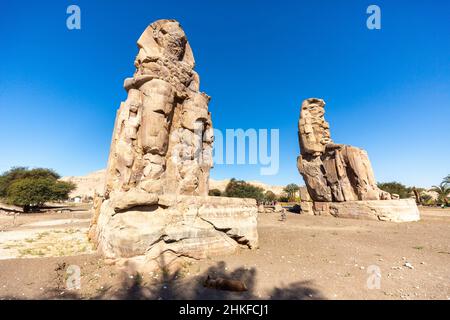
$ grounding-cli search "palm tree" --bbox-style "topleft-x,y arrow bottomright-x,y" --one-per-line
429,182 -> 450,206
444,174 -> 450,185
283,183 -> 300,202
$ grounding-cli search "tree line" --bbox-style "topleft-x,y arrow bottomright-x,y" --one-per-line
213,176 -> 450,206
1,166 -> 448,212
209,179 -> 301,203
377,175 -> 449,206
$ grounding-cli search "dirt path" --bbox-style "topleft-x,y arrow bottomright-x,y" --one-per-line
0,207 -> 449,299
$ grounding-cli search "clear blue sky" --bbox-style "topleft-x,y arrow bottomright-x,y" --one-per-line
0,0 -> 449,188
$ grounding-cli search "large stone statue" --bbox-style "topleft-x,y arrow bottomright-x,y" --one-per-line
297,98 -> 419,222
105,19 -> 212,198
90,20 -> 258,272
297,98 -> 390,202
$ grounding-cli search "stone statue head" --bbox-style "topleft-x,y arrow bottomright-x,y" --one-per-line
155,20 -> 187,60
136,19 -> 195,68
299,98 -> 332,155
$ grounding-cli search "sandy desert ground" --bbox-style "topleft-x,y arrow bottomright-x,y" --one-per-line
0,206 -> 449,300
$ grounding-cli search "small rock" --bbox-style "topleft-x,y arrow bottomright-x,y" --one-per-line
404,262 -> 414,269
104,259 -> 116,266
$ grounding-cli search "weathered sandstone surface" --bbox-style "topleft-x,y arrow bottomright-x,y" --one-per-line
93,195 -> 258,272
90,20 -> 258,272
297,98 -> 390,202
297,98 -> 419,222
313,199 -> 420,222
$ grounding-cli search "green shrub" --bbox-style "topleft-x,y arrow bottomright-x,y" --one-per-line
377,182 -> 412,199
0,167 -> 75,212
224,178 -> 265,203
208,188 -> 222,197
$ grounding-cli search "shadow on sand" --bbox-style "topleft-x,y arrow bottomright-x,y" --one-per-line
35,259 -> 325,300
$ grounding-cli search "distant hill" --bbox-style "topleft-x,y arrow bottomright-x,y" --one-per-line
60,169 -> 106,199
61,170 -> 287,199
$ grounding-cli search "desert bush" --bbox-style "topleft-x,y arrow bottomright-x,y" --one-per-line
377,182 -> 412,199
208,188 -> 222,197
224,178 -> 265,203
278,195 -> 289,203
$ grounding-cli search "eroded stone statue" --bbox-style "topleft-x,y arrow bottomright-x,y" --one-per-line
297,98 -> 390,202
105,19 -> 212,198
297,98 -> 419,222
89,20 -> 258,272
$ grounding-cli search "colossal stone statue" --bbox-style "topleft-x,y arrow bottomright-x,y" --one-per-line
90,20 -> 258,272
105,19 -> 212,198
297,98 -> 390,202
297,98 -> 419,222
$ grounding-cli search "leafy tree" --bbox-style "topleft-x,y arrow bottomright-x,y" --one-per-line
208,188 -> 222,197
377,182 -> 412,199
429,182 -> 450,206
7,178 -> 53,210
264,191 -> 277,202
0,167 -> 28,197
224,178 -> 265,203
51,179 -> 76,200
283,183 -> 300,201
0,167 -> 60,198
0,167 -> 75,212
